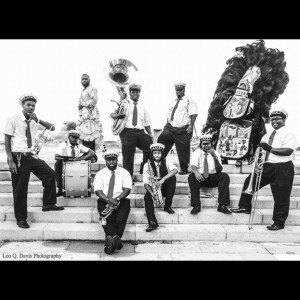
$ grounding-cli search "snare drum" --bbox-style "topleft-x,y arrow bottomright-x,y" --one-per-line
62,161 -> 91,198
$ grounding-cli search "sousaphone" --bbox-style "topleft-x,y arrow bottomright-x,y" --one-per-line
105,58 -> 138,135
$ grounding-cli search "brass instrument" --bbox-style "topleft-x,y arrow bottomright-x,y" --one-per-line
105,58 -> 138,135
147,159 -> 163,206
31,125 -> 54,157
100,201 -> 120,226
243,146 -> 266,229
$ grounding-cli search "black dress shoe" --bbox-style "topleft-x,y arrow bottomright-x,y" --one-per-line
217,205 -> 232,214
267,224 -> 284,231
56,189 -> 63,197
230,207 -> 251,214
190,206 -> 201,214
146,222 -> 158,232
104,235 -> 115,254
112,235 -> 123,250
17,220 -> 30,229
164,206 -> 175,214
42,204 -> 65,211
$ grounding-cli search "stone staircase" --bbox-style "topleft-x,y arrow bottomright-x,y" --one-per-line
1,151 -> 300,243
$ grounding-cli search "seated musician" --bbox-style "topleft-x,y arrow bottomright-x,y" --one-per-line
93,150 -> 132,255
143,143 -> 178,232
54,129 -> 97,197
188,135 -> 232,215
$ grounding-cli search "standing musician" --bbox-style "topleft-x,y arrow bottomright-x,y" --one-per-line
188,135 -> 232,215
110,83 -> 153,178
158,83 -> 198,175
78,74 -> 103,151
143,143 -> 179,232
93,150 -> 132,255
231,108 -> 298,231
3,93 -> 64,229
54,129 -> 97,197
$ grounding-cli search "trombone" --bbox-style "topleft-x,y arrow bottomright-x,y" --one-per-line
243,146 -> 266,229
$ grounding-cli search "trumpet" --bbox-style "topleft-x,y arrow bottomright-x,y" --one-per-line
243,146 -> 266,229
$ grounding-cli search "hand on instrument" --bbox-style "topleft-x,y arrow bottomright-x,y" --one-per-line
157,177 -> 165,186
258,142 -> 272,152
27,112 -> 38,123
186,124 -> 193,133
8,158 -> 17,174
108,198 -> 119,207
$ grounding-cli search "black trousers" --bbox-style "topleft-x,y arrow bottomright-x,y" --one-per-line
11,154 -> 57,221
119,128 -> 152,177
144,176 -> 176,225
157,123 -> 193,172
97,198 -> 131,238
55,160 -> 63,189
238,161 -> 294,227
188,172 -> 230,207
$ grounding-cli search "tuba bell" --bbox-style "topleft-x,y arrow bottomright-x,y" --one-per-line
106,58 -> 138,135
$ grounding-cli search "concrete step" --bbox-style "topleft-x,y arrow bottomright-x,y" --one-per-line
1,193 -> 300,209
1,160 -> 300,174
2,207 -> 300,226
1,222 -> 300,243
2,171 -> 300,185
1,181 -> 300,197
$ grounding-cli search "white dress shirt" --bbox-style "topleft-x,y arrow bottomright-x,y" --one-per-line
93,166 -> 132,198
55,141 -> 90,158
260,126 -> 298,163
143,159 -> 178,185
167,96 -> 198,127
3,113 -> 44,152
190,148 -> 222,174
124,100 -> 151,129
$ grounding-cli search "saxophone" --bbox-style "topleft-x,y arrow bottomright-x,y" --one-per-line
31,125 -> 54,157
147,159 -> 163,206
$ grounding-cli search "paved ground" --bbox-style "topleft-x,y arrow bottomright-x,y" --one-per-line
1,240 -> 300,261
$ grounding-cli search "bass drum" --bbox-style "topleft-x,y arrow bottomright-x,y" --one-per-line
62,161 -> 91,198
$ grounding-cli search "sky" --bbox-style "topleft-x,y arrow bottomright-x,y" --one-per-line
0,39 -> 299,145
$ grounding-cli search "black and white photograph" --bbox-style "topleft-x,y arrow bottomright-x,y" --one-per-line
0,39 -> 300,261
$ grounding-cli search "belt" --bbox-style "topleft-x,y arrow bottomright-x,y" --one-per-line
12,151 -> 33,156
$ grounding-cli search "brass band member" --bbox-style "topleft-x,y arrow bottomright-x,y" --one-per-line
93,150 -> 132,254
78,74 -> 103,151
110,83 -> 153,177
231,108 -> 298,230
3,93 -> 64,229
54,130 -> 97,197
188,135 -> 232,215
158,83 -> 198,175
143,143 -> 178,232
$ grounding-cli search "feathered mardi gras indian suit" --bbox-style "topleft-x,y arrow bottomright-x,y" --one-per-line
202,39 -> 289,161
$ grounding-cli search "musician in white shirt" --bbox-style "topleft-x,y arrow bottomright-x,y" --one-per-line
110,83 -> 153,177
143,143 -> 178,232
54,130 -> 97,197
93,150 -> 132,254
158,83 -> 198,174
188,135 -> 232,215
231,108 -> 298,231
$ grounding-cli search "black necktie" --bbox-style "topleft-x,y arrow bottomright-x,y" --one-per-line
203,152 -> 209,179
132,102 -> 138,126
25,120 -> 32,148
170,99 -> 180,121
107,170 -> 115,199
71,145 -> 75,157
265,130 -> 276,162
